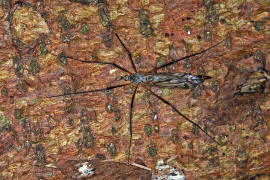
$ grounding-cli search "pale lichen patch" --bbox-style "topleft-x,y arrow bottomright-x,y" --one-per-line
151,13 -> 165,29
153,40 -> 170,57
12,6 -> 49,45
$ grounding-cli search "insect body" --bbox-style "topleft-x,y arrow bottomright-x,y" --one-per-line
46,33 -> 224,163
122,72 -> 211,89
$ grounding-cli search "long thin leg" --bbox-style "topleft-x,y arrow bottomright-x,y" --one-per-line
66,56 -> 132,74
66,55 -> 132,74
115,33 -> 137,73
151,46 -> 207,74
154,39 -> 225,71
128,85 -> 138,163
51,53 -> 132,74
146,87 -> 221,145
44,83 -> 130,98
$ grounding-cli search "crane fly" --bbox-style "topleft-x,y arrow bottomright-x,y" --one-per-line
45,33 -> 225,162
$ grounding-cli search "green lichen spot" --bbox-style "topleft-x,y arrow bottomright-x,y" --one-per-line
183,59 -> 191,70
20,117 -> 30,132
58,16 -> 71,31
35,144 -> 46,165
111,126 -> 117,135
204,29 -> 212,42
68,117 -> 73,126
65,101 -> 75,113
254,21 -> 264,31
39,43 -> 48,55
14,109 -> 22,119
254,50 -> 265,66
229,125 -> 236,132
29,58 -> 40,75
171,129 -> 179,144
147,144 -> 157,157
156,56 -> 166,71
18,99 -> 27,106
236,148 -> 248,168
107,142 -> 117,156
58,52 -> 67,65
13,56 -> 24,77
12,38 -> 25,49
0,115 -> 9,126
83,131 -> 95,148
203,0 -> 219,25
98,5 -> 111,27
33,98 -> 40,104
129,85 -> 135,94
80,23 -> 90,35
16,80 -> 27,93
139,10 -> 154,37
204,146 -> 218,155
101,32 -> 113,48
137,93 -> 145,101
162,89 -> 170,97
144,124 -> 152,136
188,142 -> 193,149
135,55 -> 141,64
1,87 -> 8,97
225,34 -> 232,49
218,134 -> 228,146
211,80 -> 219,92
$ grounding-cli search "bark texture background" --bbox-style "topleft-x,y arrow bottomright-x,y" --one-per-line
0,0 -> 270,179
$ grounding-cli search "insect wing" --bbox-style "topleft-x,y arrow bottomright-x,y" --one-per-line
146,73 -> 205,89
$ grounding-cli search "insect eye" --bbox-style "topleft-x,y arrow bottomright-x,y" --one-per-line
121,75 -> 129,81
146,76 -> 153,81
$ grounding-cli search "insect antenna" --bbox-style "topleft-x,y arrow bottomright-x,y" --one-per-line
146,87 -> 221,145
128,85 -> 138,163
44,83 -> 130,98
154,39 -> 225,71
115,33 -> 137,73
